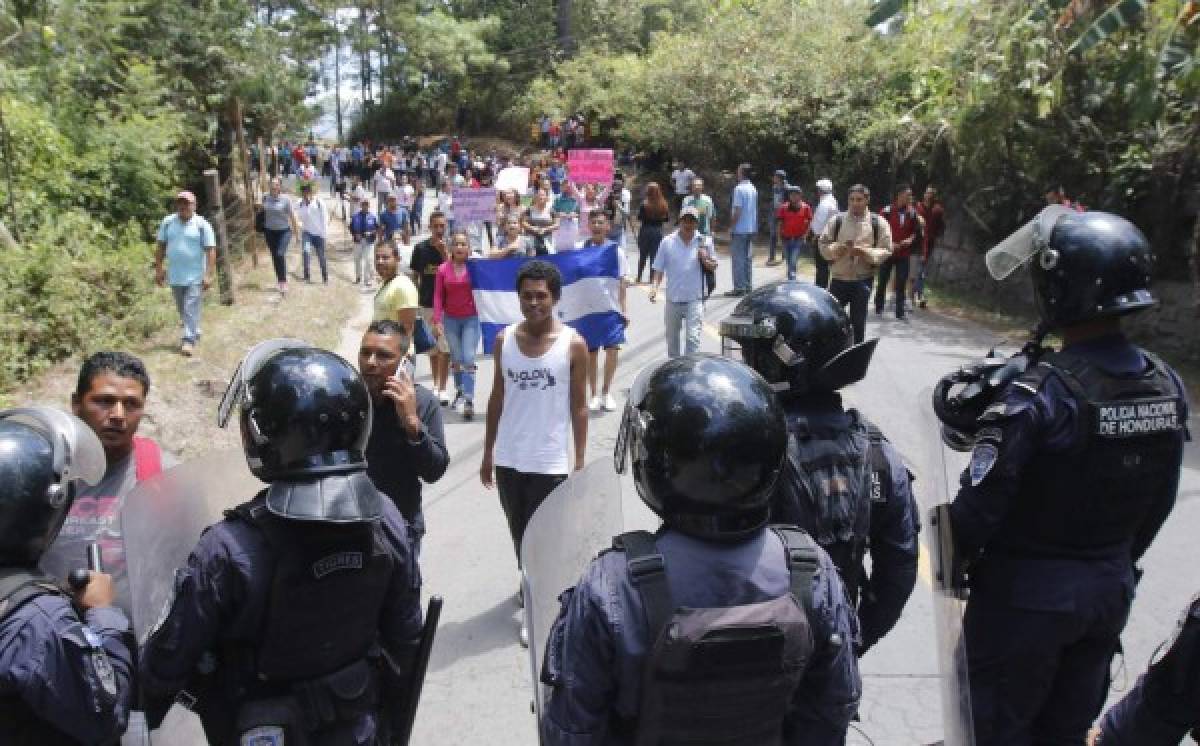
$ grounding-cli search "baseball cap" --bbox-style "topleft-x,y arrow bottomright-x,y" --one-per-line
774,169 -> 787,179
175,190 -> 197,204
678,206 -> 700,222
816,178 -> 833,192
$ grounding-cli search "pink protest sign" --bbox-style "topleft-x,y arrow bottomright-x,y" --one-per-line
567,149 -> 614,184
452,187 -> 497,223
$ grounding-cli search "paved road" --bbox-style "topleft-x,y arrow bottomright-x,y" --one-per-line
335,204 -> 1200,745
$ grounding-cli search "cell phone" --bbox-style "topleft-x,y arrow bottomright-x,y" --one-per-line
396,356 -> 415,381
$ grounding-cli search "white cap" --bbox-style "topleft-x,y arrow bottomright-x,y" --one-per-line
816,178 -> 833,193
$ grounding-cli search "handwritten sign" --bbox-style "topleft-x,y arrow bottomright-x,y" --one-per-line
495,167 -> 530,194
452,187 -> 497,224
567,149 -> 614,185
555,217 -> 580,252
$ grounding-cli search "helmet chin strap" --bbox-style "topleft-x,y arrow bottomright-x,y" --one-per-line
771,334 -> 803,368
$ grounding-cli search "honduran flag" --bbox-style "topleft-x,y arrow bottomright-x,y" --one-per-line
466,243 -> 625,355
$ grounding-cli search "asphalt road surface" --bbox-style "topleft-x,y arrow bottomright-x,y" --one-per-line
334,208 -> 1200,745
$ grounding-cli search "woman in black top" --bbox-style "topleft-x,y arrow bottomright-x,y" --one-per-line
635,181 -> 670,284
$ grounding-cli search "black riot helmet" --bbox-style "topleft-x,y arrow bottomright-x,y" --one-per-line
986,208 -> 1155,328
219,339 -> 379,522
0,408 -> 105,565
719,281 -> 878,398
614,354 -> 787,541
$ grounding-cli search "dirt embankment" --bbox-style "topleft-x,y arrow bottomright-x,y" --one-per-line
8,213 -> 365,459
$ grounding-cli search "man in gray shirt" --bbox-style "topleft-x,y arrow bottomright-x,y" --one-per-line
649,207 -> 717,357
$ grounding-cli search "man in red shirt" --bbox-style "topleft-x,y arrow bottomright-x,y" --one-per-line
874,185 -> 920,320
914,185 -> 945,308
775,185 -> 813,281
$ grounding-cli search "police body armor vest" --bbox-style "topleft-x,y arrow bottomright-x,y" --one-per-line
1140,593 -> 1200,739
994,349 -> 1185,559
224,500 -> 395,739
616,528 -> 818,746
774,410 -> 889,604
0,569 -> 87,746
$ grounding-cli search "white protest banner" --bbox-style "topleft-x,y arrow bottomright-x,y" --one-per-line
452,187 -> 497,223
495,167 -> 530,194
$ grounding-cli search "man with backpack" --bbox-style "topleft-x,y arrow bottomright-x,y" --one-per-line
818,184 -> 893,344
721,283 -> 920,658
874,185 -> 921,320
540,354 -> 861,745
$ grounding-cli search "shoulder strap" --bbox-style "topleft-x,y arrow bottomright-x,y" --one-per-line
0,568 -> 63,620
863,421 -> 890,468
615,531 -> 674,642
871,214 -> 882,246
133,436 -> 163,482
832,214 -> 843,239
770,527 -> 819,614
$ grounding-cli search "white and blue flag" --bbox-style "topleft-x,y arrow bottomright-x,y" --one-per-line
466,243 -> 625,354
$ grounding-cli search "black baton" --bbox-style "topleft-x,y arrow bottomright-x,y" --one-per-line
396,595 -> 443,746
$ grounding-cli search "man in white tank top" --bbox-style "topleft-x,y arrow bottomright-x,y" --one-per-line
480,260 -> 589,647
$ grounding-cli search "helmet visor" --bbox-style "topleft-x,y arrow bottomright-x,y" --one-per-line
0,407 -> 106,488
217,338 -> 311,428
985,205 -> 1074,280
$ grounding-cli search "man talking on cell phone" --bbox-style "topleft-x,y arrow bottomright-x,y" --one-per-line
358,320 -> 449,557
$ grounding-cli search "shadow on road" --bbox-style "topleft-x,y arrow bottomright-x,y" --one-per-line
428,594 -> 523,673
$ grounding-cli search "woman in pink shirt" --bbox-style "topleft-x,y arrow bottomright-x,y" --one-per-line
433,231 -> 481,419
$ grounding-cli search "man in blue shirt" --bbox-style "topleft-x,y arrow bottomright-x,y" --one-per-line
379,193 -> 411,248
155,190 -> 216,357
727,163 -> 758,296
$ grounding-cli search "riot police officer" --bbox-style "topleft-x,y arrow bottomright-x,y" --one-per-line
140,340 -> 425,744
0,407 -> 134,744
541,354 -> 861,745
934,210 -> 1189,744
720,281 -> 920,655
1089,592 -> 1200,745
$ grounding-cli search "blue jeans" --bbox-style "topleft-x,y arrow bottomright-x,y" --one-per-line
301,232 -> 328,282
783,237 -> 805,280
664,300 -> 703,358
829,278 -> 873,344
170,284 -> 203,345
442,314 -> 480,401
729,233 -> 754,292
263,228 -> 291,284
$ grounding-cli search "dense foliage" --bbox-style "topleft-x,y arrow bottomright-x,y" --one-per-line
0,0 -> 329,389
506,0 -> 1198,271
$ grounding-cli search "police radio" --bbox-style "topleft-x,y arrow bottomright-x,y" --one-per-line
932,323 -> 1049,452
67,543 -> 103,592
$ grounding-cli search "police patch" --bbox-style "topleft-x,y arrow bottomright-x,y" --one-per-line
969,443 -> 999,487
312,551 -> 364,579
1095,397 -> 1183,438
90,649 -> 118,699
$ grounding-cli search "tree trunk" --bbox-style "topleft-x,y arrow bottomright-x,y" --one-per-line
0,216 -> 17,251
231,97 -> 258,268
557,0 -> 574,58
1191,204 -> 1200,317
334,19 -> 344,142
203,169 -> 236,305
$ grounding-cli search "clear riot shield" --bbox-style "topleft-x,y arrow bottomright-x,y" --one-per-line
520,459 -> 624,724
918,388 -> 976,746
122,449 -> 263,745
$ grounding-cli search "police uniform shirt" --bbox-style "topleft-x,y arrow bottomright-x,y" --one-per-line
139,497 -> 424,737
949,333 -> 1190,560
0,592 -> 134,743
541,527 -> 861,745
774,401 -> 920,653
